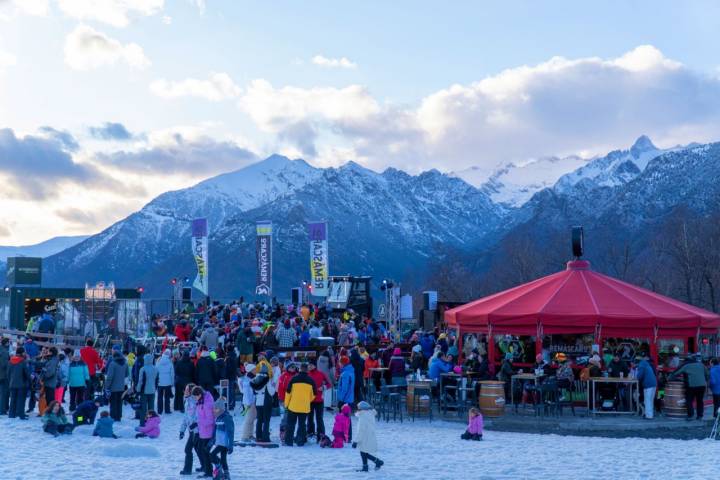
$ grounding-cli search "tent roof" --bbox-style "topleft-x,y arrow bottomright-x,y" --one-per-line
445,260 -> 720,336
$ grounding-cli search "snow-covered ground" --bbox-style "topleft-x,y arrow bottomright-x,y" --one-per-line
1,405 -> 718,480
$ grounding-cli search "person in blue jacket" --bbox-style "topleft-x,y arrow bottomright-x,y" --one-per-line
93,411 -> 117,438
428,353 -> 452,381
634,353 -> 657,419
419,333 -> 435,364
709,358 -> 720,418
337,356 -> 355,409
209,399 -> 234,479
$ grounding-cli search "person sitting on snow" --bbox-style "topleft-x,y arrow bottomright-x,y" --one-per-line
93,410 -> 117,438
460,407 -> 483,441
42,401 -> 73,437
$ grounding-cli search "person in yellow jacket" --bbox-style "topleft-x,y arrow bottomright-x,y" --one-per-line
284,362 -> 316,446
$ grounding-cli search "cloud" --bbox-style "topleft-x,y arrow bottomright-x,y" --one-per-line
95,128 -> 258,175
57,0 -> 164,27
0,128 -> 109,199
150,72 -> 241,101
54,207 -> 98,226
0,49 -> 15,68
239,79 -> 379,132
311,55 -> 357,69
89,122 -> 133,141
38,126 -> 80,152
190,0 -> 205,14
237,45 -> 720,173
0,224 -> 10,238
10,0 -> 49,15
64,24 -> 151,70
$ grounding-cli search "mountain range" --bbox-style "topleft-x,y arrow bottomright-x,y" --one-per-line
35,135 -> 720,305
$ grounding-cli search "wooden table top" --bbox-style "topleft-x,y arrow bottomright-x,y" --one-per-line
588,376 -> 638,383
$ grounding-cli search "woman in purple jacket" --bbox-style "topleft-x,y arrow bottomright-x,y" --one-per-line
193,386 -> 216,478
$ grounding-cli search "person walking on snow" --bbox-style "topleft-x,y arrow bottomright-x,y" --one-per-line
353,401 -> 384,472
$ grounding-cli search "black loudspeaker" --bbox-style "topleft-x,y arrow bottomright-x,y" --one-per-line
291,287 -> 302,305
182,287 -> 192,301
420,310 -> 437,331
571,226 -> 584,258
423,291 -> 438,311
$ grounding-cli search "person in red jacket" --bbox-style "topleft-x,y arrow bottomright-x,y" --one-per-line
80,340 -> 103,395
174,320 -> 192,342
277,362 -> 297,442
307,359 -> 332,439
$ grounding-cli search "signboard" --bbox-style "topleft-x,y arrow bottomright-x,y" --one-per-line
308,221 -> 329,297
191,218 -> 209,296
255,221 -> 273,296
85,281 -> 116,301
6,257 -> 42,286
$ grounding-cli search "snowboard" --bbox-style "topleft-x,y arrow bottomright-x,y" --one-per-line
234,441 -> 280,448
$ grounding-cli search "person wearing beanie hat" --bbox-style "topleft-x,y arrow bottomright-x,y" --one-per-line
388,348 -> 406,382
156,349 -> 175,415
276,319 -> 297,348
337,352 -> 355,419
306,360 -> 332,440
284,359 -> 317,446
195,349 -> 218,399
209,397 -> 234,479
250,360 -> 276,443
239,364 -> 257,442
277,361 -> 298,443
353,400 -> 383,472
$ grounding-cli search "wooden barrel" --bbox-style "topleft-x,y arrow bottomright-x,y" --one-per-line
406,380 -> 433,414
663,381 -> 687,419
479,380 -> 506,417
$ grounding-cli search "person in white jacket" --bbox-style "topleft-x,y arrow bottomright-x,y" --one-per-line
156,349 -> 175,414
353,401 -> 384,472
239,364 -> 257,442
252,364 -> 276,442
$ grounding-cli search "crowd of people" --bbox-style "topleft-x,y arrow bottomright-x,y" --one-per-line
2,299 -> 720,478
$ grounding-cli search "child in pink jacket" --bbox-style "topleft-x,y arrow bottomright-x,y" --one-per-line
331,404 -> 351,448
135,410 -> 161,438
460,407 -> 482,441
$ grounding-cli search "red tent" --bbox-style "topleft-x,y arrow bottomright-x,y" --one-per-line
445,260 -> 720,363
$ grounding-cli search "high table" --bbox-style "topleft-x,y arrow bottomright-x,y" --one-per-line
510,373 -> 546,409
587,377 -> 639,415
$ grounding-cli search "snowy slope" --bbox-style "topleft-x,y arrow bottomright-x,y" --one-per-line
0,235 -> 89,261
42,155 -> 325,291
478,155 -> 587,207
0,405 -> 717,480
43,156 -> 502,297
554,135 -> 674,194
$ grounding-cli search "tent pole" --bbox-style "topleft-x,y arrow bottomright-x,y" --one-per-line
535,322 -> 543,362
457,328 -> 463,363
487,325 -> 496,377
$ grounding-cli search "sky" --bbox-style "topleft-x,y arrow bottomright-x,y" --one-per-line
1,0 -> 720,245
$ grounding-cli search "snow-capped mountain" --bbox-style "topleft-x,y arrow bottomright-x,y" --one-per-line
553,135 -> 673,194
451,154 -> 588,208
43,156 -> 502,298
42,155 -> 323,292
41,135 -> 720,302
0,235 -> 89,262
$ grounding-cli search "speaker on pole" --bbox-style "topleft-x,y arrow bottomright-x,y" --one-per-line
291,287 -> 302,305
571,226 -> 584,258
